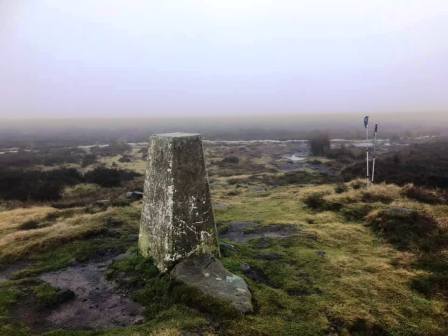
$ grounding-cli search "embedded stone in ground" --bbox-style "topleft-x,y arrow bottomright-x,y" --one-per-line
139,133 -> 219,272
171,254 -> 253,314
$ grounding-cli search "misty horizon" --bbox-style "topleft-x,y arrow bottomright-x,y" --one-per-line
0,112 -> 446,148
1,1 -> 448,119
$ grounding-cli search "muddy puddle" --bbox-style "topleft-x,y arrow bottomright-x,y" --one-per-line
37,256 -> 144,330
220,221 -> 299,243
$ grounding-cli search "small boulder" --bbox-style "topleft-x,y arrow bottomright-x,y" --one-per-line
171,254 -> 253,314
126,191 -> 143,200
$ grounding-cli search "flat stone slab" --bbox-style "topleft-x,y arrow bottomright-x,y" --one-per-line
171,254 -> 253,314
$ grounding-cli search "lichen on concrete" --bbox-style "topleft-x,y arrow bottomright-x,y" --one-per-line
139,133 -> 219,272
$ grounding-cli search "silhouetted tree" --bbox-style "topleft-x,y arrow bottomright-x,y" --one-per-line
309,133 -> 330,156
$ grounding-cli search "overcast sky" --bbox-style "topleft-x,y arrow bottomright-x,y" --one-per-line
1,0 -> 447,118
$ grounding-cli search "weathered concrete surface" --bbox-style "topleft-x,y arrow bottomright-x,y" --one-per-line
171,254 -> 253,314
139,133 -> 219,272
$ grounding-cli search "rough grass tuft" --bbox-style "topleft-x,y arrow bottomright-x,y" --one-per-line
402,184 -> 447,205
1,181 -> 448,335
366,207 -> 441,250
17,219 -> 40,231
32,282 -> 75,309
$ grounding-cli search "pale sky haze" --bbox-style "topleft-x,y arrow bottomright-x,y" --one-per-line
0,0 -> 447,118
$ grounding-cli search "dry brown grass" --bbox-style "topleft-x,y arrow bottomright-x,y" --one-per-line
0,206 -> 57,235
98,150 -> 147,174
0,179 -> 446,335
148,328 -> 216,336
326,183 -> 401,205
149,328 -> 182,336
215,182 -> 448,335
0,209 -> 108,262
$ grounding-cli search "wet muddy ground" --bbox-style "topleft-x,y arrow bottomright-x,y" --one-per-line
219,221 -> 299,243
0,261 -> 30,283
37,256 -> 144,330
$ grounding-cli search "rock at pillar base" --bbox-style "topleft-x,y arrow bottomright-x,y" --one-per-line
171,254 -> 253,314
139,133 -> 219,272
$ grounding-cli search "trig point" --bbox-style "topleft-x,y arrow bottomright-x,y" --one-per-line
139,133 -> 219,272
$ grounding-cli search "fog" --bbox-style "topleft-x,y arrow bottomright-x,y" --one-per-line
1,1 -> 448,118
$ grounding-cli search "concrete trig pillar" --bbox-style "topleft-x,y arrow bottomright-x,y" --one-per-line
139,133 -> 219,272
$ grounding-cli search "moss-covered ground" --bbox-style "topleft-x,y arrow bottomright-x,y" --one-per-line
1,180 -> 448,335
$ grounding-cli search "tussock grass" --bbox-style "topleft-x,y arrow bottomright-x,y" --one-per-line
1,181 -> 448,335
214,183 -> 448,335
98,152 -> 147,175
149,329 -> 182,336
402,184 -> 448,204
0,206 -> 57,236
62,183 -> 100,198
366,208 -> 442,250
0,210 -> 108,263
327,183 -> 401,204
